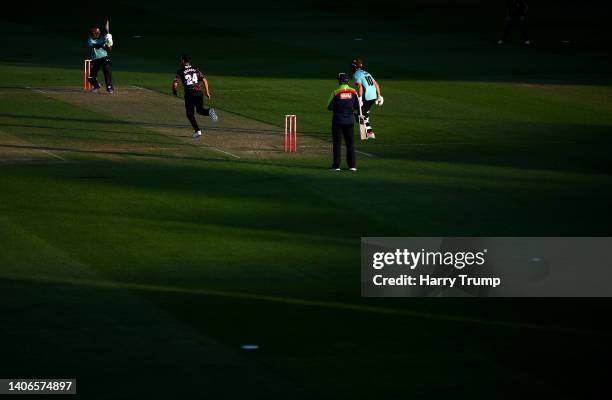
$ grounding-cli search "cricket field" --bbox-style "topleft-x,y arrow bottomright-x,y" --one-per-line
1,1 -> 611,398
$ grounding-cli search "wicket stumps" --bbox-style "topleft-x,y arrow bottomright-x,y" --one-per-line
284,114 -> 297,152
83,59 -> 92,91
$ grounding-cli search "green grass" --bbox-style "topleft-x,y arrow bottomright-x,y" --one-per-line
1,1 -> 612,398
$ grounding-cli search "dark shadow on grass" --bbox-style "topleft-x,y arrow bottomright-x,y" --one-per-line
1,275 -> 611,398
8,156 -> 610,236
0,279 -> 310,400
363,120 -> 612,175
378,140 -> 612,175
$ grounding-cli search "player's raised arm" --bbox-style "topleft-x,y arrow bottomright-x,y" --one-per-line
105,34 -> 113,53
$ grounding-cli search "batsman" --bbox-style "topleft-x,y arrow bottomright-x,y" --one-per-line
87,21 -> 114,93
352,57 -> 383,139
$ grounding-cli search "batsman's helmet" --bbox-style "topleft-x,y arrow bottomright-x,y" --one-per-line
90,26 -> 101,36
337,73 -> 350,83
351,57 -> 363,71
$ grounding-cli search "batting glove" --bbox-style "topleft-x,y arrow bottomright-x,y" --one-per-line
105,34 -> 113,47
375,96 -> 384,106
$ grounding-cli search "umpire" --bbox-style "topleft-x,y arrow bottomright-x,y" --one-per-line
327,73 -> 359,171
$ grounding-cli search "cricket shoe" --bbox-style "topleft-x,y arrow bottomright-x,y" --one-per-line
366,132 -> 376,139
193,130 -> 202,138
209,108 -> 218,122
106,86 -> 114,94
329,167 -> 341,171
91,87 -> 99,93
349,167 -> 357,171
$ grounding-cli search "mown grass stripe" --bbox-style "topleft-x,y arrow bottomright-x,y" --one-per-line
2,274 -> 608,337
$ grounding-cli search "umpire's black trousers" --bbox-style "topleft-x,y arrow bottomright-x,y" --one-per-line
332,123 -> 356,169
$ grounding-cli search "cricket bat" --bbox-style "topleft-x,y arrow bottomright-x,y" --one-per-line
104,20 -> 113,51
358,97 -> 367,140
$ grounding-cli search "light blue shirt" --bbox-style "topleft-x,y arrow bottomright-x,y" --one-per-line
353,69 -> 378,101
88,37 -> 108,60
